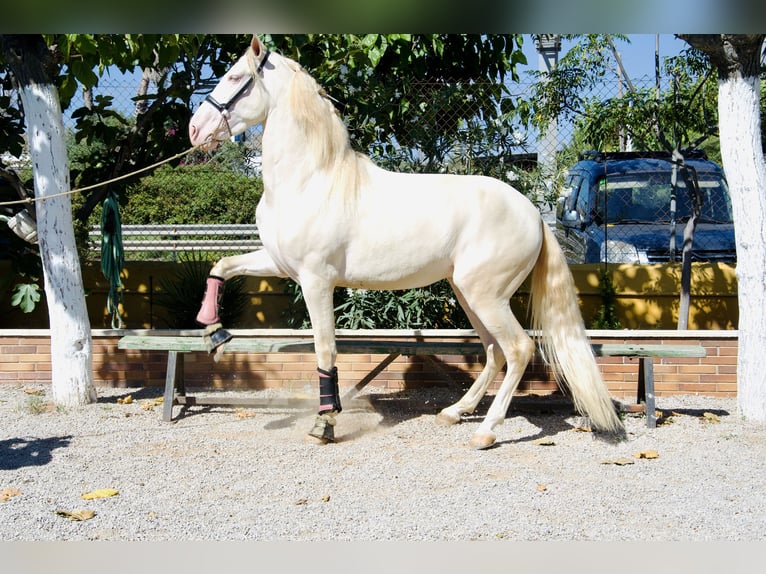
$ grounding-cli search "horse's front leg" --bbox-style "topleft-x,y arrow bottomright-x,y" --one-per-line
196,250 -> 286,356
300,278 -> 341,445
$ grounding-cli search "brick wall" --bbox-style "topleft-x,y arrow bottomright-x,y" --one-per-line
0,329 -> 738,399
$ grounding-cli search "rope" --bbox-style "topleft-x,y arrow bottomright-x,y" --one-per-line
0,145 -> 201,208
100,189 -> 125,329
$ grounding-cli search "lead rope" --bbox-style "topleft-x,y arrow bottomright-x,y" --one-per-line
100,189 -> 125,329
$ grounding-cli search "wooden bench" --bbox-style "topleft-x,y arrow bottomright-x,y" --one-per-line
117,333 -> 707,428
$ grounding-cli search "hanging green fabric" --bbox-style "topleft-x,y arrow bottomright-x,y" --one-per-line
100,189 -> 125,329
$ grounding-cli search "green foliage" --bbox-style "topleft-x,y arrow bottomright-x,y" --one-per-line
283,279 -> 471,330
10,282 -> 41,313
153,251 -> 248,329
264,34 -> 526,172
590,269 -> 622,329
120,147 -> 262,226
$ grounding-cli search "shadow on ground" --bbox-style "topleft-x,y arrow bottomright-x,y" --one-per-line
0,435 -> 73,470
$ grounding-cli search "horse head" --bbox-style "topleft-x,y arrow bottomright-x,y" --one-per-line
189,36 -> 283,150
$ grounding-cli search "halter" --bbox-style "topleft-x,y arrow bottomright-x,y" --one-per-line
204,49 -> 271,114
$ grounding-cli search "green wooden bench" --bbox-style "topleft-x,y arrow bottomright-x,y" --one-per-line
117,334 -> 707,428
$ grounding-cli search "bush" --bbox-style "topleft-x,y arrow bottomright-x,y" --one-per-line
283,279 -> 471,330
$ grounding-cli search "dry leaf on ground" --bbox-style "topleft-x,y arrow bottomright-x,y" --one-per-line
703,412 -> 721,424
117,395 -> 133,405
55,509 -> 96,521
533,438 -> 556,446
23,388 -> 45,396
600,457 -> 635,466
634,450 -> 660,459
81,488 -> 119,500
235,409 -> 256,419
141,397 -> 164,411
537,484 -> 548,492
1,488 -> 22,501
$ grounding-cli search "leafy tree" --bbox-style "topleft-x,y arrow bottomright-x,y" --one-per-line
528,34 -> 719,155
264,34 -> 526,170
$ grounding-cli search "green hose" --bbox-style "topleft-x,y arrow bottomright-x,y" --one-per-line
100,189 -> 125,329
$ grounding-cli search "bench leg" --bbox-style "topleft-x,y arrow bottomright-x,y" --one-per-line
341,353 -> 400,403
162,351 -> 184,422
637,357 -> 656,428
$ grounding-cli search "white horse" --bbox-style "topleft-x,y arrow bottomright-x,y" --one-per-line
189,36 -> 623,449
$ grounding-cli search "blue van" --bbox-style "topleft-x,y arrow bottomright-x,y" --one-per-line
555,151 -> 736,264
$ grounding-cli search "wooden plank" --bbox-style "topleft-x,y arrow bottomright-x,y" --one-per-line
592,343 -> 706,358
119,335 -> 706,358
118,336 -> 315,353
174,396 -> 370,410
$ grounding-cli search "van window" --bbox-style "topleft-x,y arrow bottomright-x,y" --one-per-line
594,173 -> 732,224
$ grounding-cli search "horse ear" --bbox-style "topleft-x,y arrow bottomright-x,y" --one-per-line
251,35 -> 265,57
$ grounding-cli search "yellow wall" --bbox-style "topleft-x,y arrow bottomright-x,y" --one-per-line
0,260 -> 738,330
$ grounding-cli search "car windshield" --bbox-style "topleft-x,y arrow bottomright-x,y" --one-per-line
595,172 -> 733,224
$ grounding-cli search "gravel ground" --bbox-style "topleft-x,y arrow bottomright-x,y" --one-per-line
1,382 -> 765,541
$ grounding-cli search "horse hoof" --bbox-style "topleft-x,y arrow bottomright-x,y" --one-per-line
469,432 -> 496,450
435,409 -> 461,426
304,434 -> 330,445
305,413 -> 336,444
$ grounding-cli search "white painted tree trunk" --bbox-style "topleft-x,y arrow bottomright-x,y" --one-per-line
717,74 -> 766,423
19,82 -> 97,407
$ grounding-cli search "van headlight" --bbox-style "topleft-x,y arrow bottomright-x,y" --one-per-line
600,240 -> 648,264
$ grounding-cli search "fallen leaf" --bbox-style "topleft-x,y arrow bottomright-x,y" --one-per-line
295,498 -> 308,505
321,495 -> 331,502
533,438 -> 556,446
600,457 -> 635,466
703,412 -> 721,424
536,484 -> 548,492
145,397 -> 164,406
117,395 -> 133,405
634,450 -> 660,459
573,426 -> 592,433
140,398 -> 163,411
56,509 -> 96,521
1,488 -> 22,501
235,409 -> 256,420
23,388 -> 45,396
81,488 -> 119,500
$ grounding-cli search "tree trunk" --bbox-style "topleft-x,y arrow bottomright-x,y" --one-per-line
1,35 -> 97,406
719,73 -> 766,422
680,34 -> 766,422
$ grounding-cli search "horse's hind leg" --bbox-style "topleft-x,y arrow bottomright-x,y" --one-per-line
469,310 -> 534,449
446,279 -> 535,449
436,282 -> 506,425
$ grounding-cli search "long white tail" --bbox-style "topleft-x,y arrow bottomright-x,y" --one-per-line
529,223 -> 624,433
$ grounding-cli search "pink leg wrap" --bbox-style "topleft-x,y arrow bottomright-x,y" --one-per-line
196,275 -> 224,325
